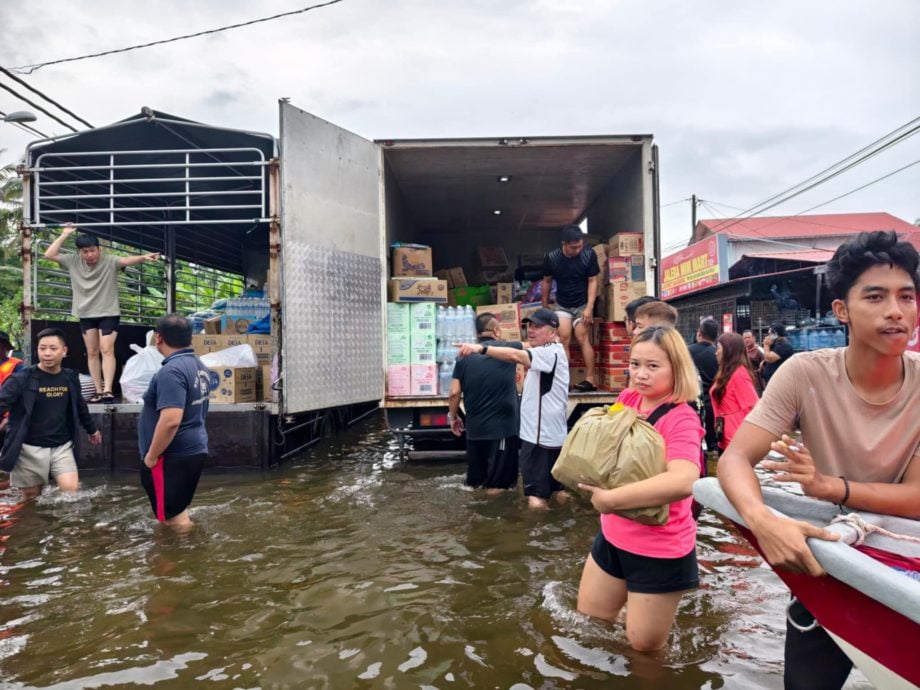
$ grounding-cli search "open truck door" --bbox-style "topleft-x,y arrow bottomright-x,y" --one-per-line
278,102 -> 385,415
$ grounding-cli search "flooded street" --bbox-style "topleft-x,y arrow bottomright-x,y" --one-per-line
0,416 -> 870,689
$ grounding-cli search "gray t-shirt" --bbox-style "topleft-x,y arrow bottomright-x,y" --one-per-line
57,252 -> 121,318
519,342 -> 569,447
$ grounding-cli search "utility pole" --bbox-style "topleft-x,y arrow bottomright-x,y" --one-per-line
691,194 -> 697,235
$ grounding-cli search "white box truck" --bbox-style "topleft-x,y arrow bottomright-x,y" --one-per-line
16,101 -> 660,467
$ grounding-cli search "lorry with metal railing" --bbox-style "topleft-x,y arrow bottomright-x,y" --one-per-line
17,102 -> 661,468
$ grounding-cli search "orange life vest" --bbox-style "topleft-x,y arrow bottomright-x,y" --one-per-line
0,356 -> 23,386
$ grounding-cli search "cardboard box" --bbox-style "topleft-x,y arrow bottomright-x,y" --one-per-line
392,245 -> 433,277
192,335 -> 223,356
598,321 -> 630,342
220,314 -> 263,335
435,267 -> 468,289
608,232 -> 644,257
387,364 -> 411,396
388,278 -> 448,303
604,282 -> 648,322
260,364 -> 274,402
387,303 -> 411,332
221,334 -> 250,349
208,366 -> 257,403
628,254 -> 646,282
476,246 -> 509,269
249,335 -> 273,365
387,332 -> 411,365
476,303 -> 522,341
387,303 -> 412,365
518,253 -> 545,269
473,269 -> 514,285
204,316 -> 222,334
593,244 -> 609,285
608,256 -> 631,283
410,303 -> 437,365
569,366 -> 588,386
568,346 -> 586,366
496,282 -> 514,304
410,364 -> 438,396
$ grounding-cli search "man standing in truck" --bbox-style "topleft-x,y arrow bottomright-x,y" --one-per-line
456,308 -> 569,509
448,313 -> 522,492
44,223 -> 160,403
542,225 -> 599,392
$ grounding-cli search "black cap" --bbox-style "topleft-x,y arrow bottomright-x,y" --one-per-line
0,330 -> 13,349
561,225 -> 583,242
522,308 -> 560,329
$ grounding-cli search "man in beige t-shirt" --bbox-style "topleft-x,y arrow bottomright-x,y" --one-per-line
717,230 -> 920,690
44,224 -> 159,403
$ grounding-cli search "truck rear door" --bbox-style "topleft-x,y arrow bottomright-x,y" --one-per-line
278,101 -> 385,415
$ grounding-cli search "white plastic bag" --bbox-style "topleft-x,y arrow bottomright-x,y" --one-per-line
199,344 -> 258,368
120,343 -> 164,403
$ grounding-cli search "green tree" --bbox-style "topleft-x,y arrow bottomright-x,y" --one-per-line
0,160 -> 23,344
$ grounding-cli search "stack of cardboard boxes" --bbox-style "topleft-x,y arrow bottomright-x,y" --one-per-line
191,333 -> 274,403
387,245 -> 443,396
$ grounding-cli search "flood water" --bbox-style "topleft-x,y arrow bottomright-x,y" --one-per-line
0,416 -> 870,689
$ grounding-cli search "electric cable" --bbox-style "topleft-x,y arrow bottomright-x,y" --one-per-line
0,82 -> 78,132
9,0 -> 347,74
0,66 -> 92,128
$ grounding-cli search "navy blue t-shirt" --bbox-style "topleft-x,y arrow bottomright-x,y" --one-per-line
139,349 -> 210,458
543,247 -> 600,308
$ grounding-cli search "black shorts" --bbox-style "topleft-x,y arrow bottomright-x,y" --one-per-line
466,436 -> 519,489
519,440 -> 564,498
79,316 -> 120,335
591,531 -> 699,594
140,452 -> 206,520
784,598 -> 853,689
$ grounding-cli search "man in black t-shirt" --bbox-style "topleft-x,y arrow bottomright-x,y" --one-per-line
542,225 -> 600,392
0,328 -> 100,500
688,318 -> 720,453
448,313 -> 522,491
761,322 -> 795,387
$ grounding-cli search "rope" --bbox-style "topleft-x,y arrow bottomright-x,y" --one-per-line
830,513 -> 920,547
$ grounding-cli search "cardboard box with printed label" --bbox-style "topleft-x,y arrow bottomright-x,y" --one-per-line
496,282 -> 514,304
410,364 -> 438,396
387,364 -> 412,396
388,278 -> 448,303
593,244 -> 608,285
569,366 -> 588,386
208,366 -> 257,403
259,364 -> 274,402
392,245 -> 433,277
598,322 -> 630,342
249,335 -> 273,364
476,246 -> 509,269
387,303 -> 412,365
473,269 -> 514,285
604,281 -> 648,323
410,303 -> 437,365
608,232 -> 644,257
192,335 -> 223,356
204,316 -> 222,334
220,314 -> 263,335
476,303 -> 522,341
435,267 -> 467,289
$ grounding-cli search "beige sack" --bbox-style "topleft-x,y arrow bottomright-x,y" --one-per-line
552,403 -> 669,525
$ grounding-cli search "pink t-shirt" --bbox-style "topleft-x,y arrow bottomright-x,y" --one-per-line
600,388 -> 704,558
710,367 -> 760,449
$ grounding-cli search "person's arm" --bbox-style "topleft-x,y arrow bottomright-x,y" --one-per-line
73,382 -> 101,444
541,276 -> 553,309
447,379 -> 464,437
44,222 -> 77,263
143,408 -> 184,467
580,459 -> 701,511
583,275 -> 597,325
118,252 -> 161,268
455,342 -> 531,367
0,372 -> 24,416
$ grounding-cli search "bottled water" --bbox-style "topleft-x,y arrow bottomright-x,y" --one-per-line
465,306 -> 477,342
438,361 -> 453,396
447,306 -> 458,341
436,306 -> 446,340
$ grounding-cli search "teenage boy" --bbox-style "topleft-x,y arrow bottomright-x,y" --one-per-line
718,230 -> 920,690
139,314 -> 211,533
542,225 -> 600,391
0,328 -> 101,499
0,330 -> 24,438
44,222 -> 160,403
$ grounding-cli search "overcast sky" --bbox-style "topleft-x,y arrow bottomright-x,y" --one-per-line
1,0 -> 917,251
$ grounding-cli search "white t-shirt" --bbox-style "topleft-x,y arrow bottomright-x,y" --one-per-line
519,342 -> 569,447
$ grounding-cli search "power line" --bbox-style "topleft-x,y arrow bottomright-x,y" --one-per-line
0,66 -> 92,128
0,108 -> 49,138
9,0 -> 347,74
661,197 -> 690,208
0,82 -> 78,132
707,116 -> 920,235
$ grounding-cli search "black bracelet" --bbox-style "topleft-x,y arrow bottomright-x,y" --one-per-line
481,345 -> 489,356
838,475 -> 850,506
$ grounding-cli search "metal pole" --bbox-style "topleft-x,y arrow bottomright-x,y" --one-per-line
19,165 -> 34,364
691,194 -> 697,235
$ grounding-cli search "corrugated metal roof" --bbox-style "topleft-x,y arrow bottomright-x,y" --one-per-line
738,248 -> 836,263
693,212 -> 918,244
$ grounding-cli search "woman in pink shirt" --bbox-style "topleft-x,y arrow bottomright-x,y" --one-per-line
577,327 -> 704,652
710,333 -> 760,452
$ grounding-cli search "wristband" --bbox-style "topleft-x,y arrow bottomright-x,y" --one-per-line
481,345 -> 489,356
838,475 -> 850,507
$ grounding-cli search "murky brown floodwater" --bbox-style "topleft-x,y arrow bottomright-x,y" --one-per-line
0,416 -> 870,689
